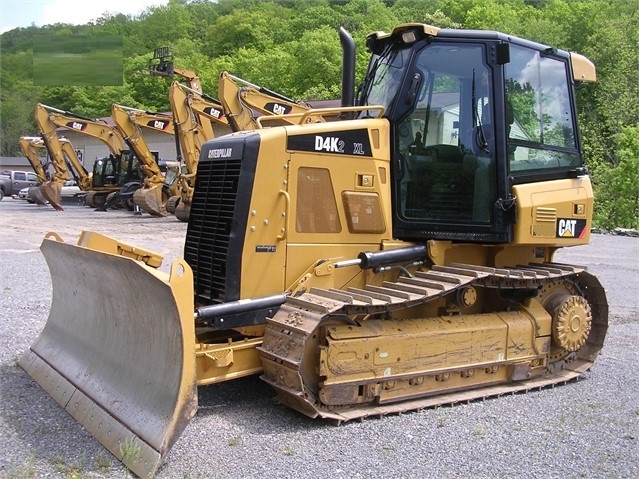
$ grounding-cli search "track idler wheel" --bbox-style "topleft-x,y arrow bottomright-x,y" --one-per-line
538,274 -> 607,364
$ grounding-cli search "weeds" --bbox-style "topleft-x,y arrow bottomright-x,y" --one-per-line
95,453 -> 112,473
119,438 -> 141,471
53,453 -> 85,478
6,454 -> 37,479
181,472 -> 204,479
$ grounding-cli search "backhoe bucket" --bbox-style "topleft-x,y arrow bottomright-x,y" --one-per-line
133,185 -> 167,217
40,181 -> 64,210
20,232 -> 197,478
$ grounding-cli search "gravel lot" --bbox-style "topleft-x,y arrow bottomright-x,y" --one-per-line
1,199 -> 638,479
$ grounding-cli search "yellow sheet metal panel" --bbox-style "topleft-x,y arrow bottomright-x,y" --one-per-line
513,178 -> 593,246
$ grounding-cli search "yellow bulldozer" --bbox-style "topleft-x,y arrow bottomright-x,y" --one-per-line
20,24 -> 608,478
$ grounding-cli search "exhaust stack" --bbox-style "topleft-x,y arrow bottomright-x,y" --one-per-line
340,27 -> 356,108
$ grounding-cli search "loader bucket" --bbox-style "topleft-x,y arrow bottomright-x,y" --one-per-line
20,233 -> 198,478
133,184 -> 167,217
40,181 -> 64,210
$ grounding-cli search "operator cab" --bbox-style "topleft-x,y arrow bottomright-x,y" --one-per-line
357,25 -> 587,243
92,150 -> 144,187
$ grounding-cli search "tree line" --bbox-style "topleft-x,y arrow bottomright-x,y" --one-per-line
1,0 -> 637,229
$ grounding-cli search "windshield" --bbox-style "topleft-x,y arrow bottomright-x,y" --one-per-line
360,48 -> 410,111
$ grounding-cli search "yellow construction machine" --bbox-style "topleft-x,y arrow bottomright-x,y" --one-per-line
35,103 -> 144,209
18,135 -> 84,208
152,50 -> 317,221
218,71 -> 326,130
111,104 -> 180,216
21,24 -> 608,478
18,136 -> 51,183
168,71 -> 326,221
148,46 -> 203,93
166,81 -> 231,220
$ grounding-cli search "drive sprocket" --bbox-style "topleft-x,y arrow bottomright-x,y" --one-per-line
551,295 -> 592,352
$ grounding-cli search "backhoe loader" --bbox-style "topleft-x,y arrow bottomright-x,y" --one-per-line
110,103 -> 180,216
35,103 -> 144,209
21,24 -> 608,478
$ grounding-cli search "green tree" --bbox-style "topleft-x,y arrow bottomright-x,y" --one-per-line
0,88 -> 39,156
591,126 -> 639,230
204,3 -> 294,57
135,0 -> 193,51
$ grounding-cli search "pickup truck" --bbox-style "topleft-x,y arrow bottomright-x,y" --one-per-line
0,170 -> 40,200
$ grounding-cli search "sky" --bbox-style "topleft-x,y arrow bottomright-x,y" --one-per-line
0,0 -> 169,34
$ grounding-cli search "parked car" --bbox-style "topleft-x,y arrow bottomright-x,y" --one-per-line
20,181 -> 84,204
0,170 -> 40,200
18,187 -> 30,200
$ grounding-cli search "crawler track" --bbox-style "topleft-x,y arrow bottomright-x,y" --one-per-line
258,262 -> 608,423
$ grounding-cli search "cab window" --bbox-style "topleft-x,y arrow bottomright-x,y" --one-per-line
505,45 -> 579,172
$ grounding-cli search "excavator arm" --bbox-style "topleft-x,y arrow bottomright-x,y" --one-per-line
218,72 -> 324,131
168,82 -> 234,221
34,105 -> 98,208
18,136 -> 51,183
37,103 -> 126,159
35,103 -> 149,210
21,135 -> 86,186
111,104 -> 180,216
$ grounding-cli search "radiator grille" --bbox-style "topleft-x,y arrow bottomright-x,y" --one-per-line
185,158 -> 242,304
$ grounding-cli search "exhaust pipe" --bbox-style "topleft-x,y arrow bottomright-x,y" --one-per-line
340,27 -> 356,109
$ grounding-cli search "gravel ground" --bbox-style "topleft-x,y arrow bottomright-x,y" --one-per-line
1,199 -> 638,479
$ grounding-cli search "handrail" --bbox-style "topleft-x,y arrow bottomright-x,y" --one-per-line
256,105 -> 386,128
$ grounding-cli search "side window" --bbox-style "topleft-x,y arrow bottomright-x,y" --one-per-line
505,45 -> 579,172
27,173 -> 38,181
14,172 -> 26,181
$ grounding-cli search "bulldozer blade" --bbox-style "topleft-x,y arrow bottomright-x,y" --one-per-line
133,185 -> 167,217
19,233 -> 197,478
40,182 -> 64,210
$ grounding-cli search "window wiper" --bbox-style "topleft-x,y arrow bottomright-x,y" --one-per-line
472,69 -> 489,153
357,43 -> 395,107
